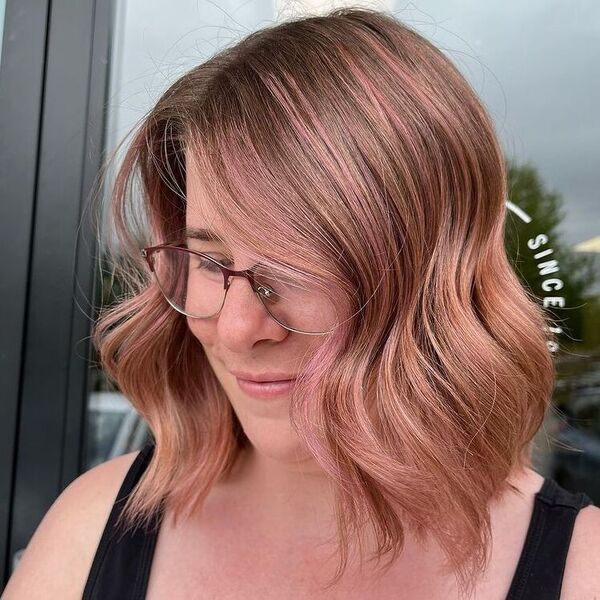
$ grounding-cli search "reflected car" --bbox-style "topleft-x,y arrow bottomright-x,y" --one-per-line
85,391 -> 150,470
548,389 -> 600,502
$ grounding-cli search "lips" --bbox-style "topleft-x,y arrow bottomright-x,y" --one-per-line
235,376 -> 297,398
230,370 -> 296,383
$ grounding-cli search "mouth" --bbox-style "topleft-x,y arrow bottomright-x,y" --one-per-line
235,376 -> 297,399
231,370 -> 297,382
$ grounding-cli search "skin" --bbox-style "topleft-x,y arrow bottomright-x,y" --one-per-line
175,154 -> 600,599
3,153 -> 600,599
172,152 -> 600,598
184,150 -> 342,538
160,155 -> 451,596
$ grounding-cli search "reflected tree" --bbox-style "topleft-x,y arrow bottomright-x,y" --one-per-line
504,158 -> 600,356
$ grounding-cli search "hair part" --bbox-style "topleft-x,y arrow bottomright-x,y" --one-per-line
92,7 -> 556,597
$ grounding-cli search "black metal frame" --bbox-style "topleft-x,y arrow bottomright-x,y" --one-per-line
0,0 -> 114,587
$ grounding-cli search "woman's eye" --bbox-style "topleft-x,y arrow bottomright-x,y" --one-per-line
200,258 -> 221,271
213,257 -> 233,267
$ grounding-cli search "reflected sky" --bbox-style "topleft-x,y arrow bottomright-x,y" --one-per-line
0,0 -> 5,66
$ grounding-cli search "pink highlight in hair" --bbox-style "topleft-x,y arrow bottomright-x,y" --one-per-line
91,8 -> 556,597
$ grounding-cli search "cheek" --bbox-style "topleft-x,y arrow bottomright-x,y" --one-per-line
186,317 -> 216,347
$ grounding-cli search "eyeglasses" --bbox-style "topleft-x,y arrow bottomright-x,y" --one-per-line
141,244 -> 341,336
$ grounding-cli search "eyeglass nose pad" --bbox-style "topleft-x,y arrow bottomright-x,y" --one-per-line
222,272 -> 261,305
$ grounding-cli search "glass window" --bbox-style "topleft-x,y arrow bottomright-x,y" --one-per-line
0,0 -> 6,66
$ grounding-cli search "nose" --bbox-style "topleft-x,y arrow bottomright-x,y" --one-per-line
222,274 -> 264,314
216,274 -> 287,346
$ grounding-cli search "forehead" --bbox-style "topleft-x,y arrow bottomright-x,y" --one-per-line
184,147 -> 226,236
183,148 -> 262,262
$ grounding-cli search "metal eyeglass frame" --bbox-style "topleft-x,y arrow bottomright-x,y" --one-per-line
141,243 -> 334,336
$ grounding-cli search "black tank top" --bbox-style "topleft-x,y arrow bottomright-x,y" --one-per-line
81,443 -> 594,600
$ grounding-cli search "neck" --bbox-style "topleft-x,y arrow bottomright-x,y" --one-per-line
218,445 -> 339,540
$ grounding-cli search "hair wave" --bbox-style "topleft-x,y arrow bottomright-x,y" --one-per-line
92,7 -> 556,597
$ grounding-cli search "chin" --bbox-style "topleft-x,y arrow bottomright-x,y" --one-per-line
201,350 -> 313,463
236,413 -> 314,464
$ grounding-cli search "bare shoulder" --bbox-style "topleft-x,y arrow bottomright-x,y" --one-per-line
561,502 -> 600,599
2,450 -> 142,600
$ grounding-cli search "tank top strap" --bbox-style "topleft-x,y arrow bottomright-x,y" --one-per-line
82,442 -> 162,600
505,477 -> 594,600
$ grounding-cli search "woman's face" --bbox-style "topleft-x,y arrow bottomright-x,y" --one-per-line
184,154 -> 338,464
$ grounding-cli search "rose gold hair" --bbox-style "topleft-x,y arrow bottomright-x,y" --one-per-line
93,7 -> 556,596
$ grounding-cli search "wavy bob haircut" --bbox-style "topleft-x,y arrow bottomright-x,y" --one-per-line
93,7 -> 556,597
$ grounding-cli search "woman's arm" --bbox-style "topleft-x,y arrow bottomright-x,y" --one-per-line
561,504 -> 600,599
1,451 -> 140,600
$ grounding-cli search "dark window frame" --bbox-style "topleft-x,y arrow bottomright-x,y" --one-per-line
0,0 -> 114,586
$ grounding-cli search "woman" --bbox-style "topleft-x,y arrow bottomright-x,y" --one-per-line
4,7 -> 598,600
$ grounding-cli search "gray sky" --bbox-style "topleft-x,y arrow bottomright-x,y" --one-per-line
105,0 -> 599,249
